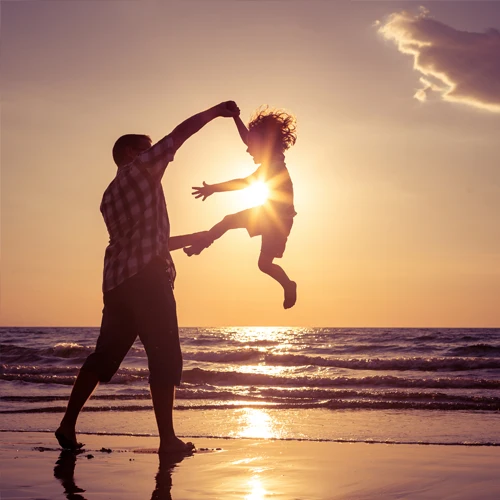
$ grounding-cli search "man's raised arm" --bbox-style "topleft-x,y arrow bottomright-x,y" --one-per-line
170,101 -> 239,151
136,101 -> 239,181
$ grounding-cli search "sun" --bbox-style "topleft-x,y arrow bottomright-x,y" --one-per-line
241,181 -> 269,207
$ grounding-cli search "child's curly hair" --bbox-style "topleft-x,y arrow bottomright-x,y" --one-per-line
248,106 -> 297,152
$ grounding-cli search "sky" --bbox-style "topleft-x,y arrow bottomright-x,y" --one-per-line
1,1 -> 499,327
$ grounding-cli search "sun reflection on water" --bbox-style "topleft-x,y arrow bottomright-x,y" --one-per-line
246,475 -> 267,500
236,408 -> 283,440
221,326 -> 298,346
236,364 -> 290,376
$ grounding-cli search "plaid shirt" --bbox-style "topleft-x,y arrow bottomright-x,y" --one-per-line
101,135 -> 177,292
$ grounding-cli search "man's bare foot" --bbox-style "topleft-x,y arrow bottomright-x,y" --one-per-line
283,281 -> 297,309
158,436 -> 196,455
55,425 -> 84,450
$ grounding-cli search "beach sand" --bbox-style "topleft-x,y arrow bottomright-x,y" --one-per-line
1,432 -> 499,499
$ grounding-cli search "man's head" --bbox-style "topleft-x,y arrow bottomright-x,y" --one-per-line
246,107 -> 297,164
112,134 -> 152,168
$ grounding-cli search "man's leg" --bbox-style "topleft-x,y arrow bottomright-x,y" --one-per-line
133,261 -> 193,454
258,252 -> 297,309
55,370 -> 100,449
149,382 -> 193,454
55,291 -> 137,449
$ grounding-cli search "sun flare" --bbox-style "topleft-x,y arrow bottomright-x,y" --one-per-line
241,181 -> 269,207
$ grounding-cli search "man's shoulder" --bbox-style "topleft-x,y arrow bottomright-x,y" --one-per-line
105,163 -> 151,190
100,163 -> 158,212
101,176 -> 117,201
100,168 -> 131,211
101,172 -> 122,200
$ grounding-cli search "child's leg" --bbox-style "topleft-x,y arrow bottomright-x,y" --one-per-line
258,252 -> 297,309
184,211 -> 250,256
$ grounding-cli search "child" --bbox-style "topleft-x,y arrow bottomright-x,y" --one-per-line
184,106 -> 298,309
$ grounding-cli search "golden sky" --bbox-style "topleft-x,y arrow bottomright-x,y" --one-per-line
2,1 -> 499,327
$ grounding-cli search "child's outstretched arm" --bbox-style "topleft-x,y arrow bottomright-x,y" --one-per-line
191,176 -> 254,201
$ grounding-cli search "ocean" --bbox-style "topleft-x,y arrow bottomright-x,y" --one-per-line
1,327 -> 499,446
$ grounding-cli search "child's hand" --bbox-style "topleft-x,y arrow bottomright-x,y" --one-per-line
191,182 -> 215,201
217,101 -> 240,118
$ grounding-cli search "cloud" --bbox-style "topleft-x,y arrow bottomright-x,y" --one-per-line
378,7 -> 500,112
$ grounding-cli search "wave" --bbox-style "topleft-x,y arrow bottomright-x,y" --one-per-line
186,351 -> 500,370
184,338 -> 280,348
0,343 -> 144,364
447,344 -> 500,357
49,342 -> 94,358
3,388 -> 499,407
0,364 -> 148,386
414,334 -> 438,341
252,387 -> 500,405
2,365 -> 500,389
2,398 -> 499,413
0,364 -> 149,385
4,345 -> 500,372
0,345 -> 45,364
181,368 -> 500,389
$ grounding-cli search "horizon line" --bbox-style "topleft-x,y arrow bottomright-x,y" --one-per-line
1,325 -> 499,329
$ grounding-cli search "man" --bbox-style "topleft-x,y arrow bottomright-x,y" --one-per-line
55,101 -> 239,454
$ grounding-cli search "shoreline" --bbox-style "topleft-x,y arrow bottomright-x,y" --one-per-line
2,431 -> 500,499
3,429 -> 500,447
2,407 -> 499,447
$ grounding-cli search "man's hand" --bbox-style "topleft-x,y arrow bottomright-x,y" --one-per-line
216,101 -> 240,118
169,231 -> 210,251
192,181 -> 215,201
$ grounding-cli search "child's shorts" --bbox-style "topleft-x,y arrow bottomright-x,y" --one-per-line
240,204 -> 295,259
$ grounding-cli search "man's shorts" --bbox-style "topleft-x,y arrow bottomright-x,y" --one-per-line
239,204 -> 295,259
81,258 -> 182,385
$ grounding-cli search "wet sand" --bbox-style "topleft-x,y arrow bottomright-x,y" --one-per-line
1,431 -> 499,499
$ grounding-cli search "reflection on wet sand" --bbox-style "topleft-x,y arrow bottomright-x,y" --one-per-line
53,450 -> 87,500
53,449 -> 187,500
246,474 -> 267,500
151,452 -> 188,500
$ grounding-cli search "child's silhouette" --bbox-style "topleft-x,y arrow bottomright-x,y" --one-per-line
184,106 -> 298,309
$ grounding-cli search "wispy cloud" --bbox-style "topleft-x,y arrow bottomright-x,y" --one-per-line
377,7 -> 500,113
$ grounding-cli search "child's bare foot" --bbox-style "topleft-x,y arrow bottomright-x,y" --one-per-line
159,436 -> 196,455
55,425 -> 84,450
283,281 -> 297,309
183,237 -> 212,257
